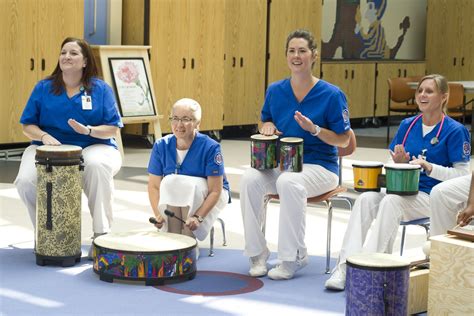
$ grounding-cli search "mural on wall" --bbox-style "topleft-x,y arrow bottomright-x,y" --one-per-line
322,0 -> 419,60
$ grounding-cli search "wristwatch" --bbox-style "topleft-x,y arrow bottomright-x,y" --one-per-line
310,124 -> 321,136
192,214 -> 204,223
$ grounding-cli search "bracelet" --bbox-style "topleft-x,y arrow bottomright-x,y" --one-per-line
86,125 -> 92,136
310,124 -> 321,137
192,214 -> 204,223
40,133 -> 48,142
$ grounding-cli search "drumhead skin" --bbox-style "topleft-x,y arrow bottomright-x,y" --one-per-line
250,134 -> 279,141
352,161 -> 384,168
384,163 -> 421,170
280,137 -> 303,143
347,253 -> 410,270
93,231 -> 197,285
36,145 -> 82,157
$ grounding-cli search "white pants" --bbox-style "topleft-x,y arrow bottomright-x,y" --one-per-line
240,164 -> 338,261
337,190 -> 430,267
157,174 -> 229,241
430,174 -> 471,236
15,144 -> 122,234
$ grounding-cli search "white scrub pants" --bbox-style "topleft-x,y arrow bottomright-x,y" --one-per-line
336,190 -> 430,268
15,144 -> 122,234
240,164 -> 338,261
157,174 -> 229,241
430,174 -> 471,236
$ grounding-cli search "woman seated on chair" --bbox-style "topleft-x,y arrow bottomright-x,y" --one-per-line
147,98 -> 230,245
325,74 -> 471,291
240,29 -> 352,280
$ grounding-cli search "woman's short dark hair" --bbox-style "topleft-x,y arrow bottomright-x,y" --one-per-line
285,29 -> 318,54
47,37 -> 98,95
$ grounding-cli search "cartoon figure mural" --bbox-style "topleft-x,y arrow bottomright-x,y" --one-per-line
322,0 -> 411,60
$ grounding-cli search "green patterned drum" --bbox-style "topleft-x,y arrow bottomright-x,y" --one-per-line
35,145 -> 83,267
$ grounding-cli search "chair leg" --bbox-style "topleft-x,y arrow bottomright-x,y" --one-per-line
326,200 -> 333,274
400,226 -> 407,256
209,226 -> 215,257
216,217 -> 227,246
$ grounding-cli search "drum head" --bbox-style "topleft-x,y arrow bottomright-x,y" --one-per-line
384,163 -> 421,170
352,161 -> 384,168
250,134 -> 278,141
280,137 -> 303,143
36,145 -> 82,159
347,253 -> 410,269
94,231 -> 197,252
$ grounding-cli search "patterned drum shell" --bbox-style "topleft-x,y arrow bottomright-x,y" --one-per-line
250,134 -> 279,170
35,145 -> 83,267
93,231 -> 197,285
346,253 -> 410,316
279,137 -> 303,172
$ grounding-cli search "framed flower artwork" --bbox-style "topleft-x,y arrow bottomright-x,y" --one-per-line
108,57 -> 156,117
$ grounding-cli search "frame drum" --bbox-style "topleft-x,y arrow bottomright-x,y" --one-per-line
279,137 -> 303,172
35,144 -> 83,267
93,231 -> 197,285
346,253 -> 411,315
352,162 -> 384,192
250,134 -> 279,170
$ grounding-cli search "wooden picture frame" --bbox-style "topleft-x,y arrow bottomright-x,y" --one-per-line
108,57 -> 156,117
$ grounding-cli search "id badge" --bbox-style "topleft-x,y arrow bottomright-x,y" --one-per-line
82,95 -> 92,110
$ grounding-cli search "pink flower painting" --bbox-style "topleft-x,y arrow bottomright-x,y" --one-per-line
115,61 -> 150,106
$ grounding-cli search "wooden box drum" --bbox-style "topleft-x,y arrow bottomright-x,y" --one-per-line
250,134 -> 278,170
346,253 -> 411,315
35,145 -> 83,267
93,231 -> 197,285
384,163 -> 421,196
352,162 -> 384,192
279,137 -> 303,172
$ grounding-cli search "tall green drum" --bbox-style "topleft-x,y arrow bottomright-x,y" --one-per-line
384,163 -> 421,196
35,145 -> 83,267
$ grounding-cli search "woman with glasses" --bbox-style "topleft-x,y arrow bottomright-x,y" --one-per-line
147,98 -> 230,252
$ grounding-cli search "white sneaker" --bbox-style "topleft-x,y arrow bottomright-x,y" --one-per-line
248,248 -> 270,277
325,263 -> 346,291
267,254 -> 309,280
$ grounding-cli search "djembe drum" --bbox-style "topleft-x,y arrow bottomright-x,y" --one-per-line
35,145 -> 83,267
250,134 -> 279,170
92,231 -> 197,285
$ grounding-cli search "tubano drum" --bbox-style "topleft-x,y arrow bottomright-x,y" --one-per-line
346,253 -> 411,315
35,145 -> 83,267
352,162 -> 384,192
93,231 -> 197,285
250,134 -> 279,170
279,137 -> 303,172
384,163 -> 421,196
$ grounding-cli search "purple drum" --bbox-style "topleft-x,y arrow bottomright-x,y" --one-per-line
346,253 -> 410,315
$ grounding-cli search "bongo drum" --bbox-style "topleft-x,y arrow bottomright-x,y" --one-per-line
35,145 -> 83,267
250,134 -> 278,170
346,253 -> 411,315
352,162 -> 384,192
384,163 -> 421,196
279,137 -> 303,172
93,231 -> 197,285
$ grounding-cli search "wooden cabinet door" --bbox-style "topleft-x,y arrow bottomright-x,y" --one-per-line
267,0 -> 322,86
224,0 -> 267,127
460,0 -> 473,81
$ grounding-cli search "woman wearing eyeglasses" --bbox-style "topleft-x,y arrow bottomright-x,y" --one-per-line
147,98 -> 230,250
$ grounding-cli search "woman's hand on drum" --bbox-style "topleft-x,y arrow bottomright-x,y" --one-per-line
185,217 -> 200,231
390,145 -> 410,163
68,118 -> 90,135
260,122 -> 282,136
293,111 -> 315,133
41,133 -> 61,146
410,155 -> 433,174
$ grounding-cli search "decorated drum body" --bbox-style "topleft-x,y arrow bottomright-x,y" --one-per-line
93,231 -> 197,285
250,134 -> 279,170
352,162 -> 384,192
279,137 -> 303,172
35,145 -> 83,267
384,163 -> 421,196
346,253 -> 410,316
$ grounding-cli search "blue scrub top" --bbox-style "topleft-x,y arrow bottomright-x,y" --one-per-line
20,78 -> 123,148
261,78 -> 351,175
148,132 -> 230,193
390,115 -> 471,194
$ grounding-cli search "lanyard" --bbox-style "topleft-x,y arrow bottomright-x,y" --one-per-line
401,114 -> 445,147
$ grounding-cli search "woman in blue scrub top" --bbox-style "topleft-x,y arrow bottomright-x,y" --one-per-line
240,29 -> 352,280
326,74 -> 471,291
147,98 -> 230,248
14,37 -> 123,259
